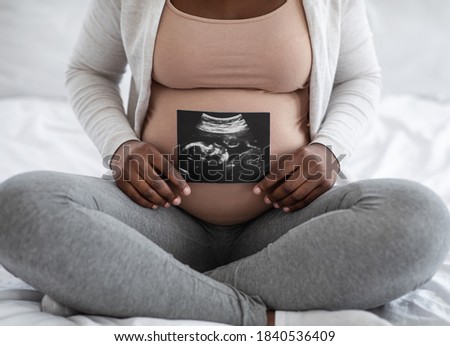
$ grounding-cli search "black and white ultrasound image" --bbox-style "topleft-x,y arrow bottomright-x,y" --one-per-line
177,110 -> 270,183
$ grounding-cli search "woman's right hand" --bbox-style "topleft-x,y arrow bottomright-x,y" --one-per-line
110,140 -> 191,209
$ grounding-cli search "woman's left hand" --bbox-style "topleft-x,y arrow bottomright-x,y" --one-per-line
253,143 -> 340,212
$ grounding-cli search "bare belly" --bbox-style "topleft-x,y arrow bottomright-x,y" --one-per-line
141,82 -> 310,225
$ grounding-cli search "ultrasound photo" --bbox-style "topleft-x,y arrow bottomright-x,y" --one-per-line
177,110 -> 270,183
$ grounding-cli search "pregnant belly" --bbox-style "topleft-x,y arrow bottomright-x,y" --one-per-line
141,82 -> 310,225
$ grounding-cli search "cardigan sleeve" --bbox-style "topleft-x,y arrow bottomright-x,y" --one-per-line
310,0 -> 382,164
65,0 -> 139,164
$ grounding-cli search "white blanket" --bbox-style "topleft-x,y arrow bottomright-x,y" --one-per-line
0,94 -> 449,325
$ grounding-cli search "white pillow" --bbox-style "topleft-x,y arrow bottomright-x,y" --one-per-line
0,0 -> 91,98
366,0 -> 450,101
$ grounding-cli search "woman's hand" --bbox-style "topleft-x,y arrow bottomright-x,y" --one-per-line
253,144 -> 339,212
111,140 -> 191,209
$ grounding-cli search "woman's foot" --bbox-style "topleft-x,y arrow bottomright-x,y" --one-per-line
266,310 -> 275,325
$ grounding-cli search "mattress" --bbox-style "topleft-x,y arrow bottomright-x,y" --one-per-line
0,95 -> 449,326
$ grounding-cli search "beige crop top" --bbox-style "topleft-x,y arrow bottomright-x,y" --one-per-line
142,0 -> 313,225
153,0 -> 311,92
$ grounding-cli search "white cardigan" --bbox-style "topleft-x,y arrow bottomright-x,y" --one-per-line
66,0 -> 381,168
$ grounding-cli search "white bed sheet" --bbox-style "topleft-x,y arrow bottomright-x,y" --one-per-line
0,95 -> 449,325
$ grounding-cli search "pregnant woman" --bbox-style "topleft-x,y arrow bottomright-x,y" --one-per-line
1,0 -> 449,326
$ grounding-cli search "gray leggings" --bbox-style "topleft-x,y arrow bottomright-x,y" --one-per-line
0,171 -> 449,325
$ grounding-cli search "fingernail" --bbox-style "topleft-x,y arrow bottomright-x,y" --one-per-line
283,207 -> 290,213
264,196 -> 272,204
253,186 -> 262,195
274,203 -> 280,209
164,202 -> 170,208
182,186 -> 191,196
152,205 -> 158,210
172,197 -> 181,206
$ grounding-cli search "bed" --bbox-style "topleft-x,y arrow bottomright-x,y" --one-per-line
1,0 -> 449,326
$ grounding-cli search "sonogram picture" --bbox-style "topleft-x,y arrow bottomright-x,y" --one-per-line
177,110 -> 270,183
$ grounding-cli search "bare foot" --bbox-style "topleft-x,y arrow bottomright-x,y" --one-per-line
266,310 -> 275,326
